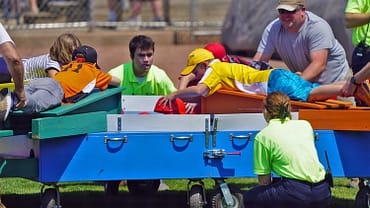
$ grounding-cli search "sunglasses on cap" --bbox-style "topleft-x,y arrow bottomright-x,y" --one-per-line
278,6 -> 302,14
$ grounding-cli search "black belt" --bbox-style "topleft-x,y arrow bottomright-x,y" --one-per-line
282,177 -> 327,186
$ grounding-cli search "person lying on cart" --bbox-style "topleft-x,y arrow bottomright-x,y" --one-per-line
159,48 -> 370,108
0,45 -> 121,121
177,42 -> 273,113
243,91 -> 332,207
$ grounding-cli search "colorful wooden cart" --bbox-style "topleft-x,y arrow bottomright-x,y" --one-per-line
0,87 -> 369,208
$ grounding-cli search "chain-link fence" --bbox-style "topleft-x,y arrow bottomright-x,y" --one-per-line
0,0 -> 231,31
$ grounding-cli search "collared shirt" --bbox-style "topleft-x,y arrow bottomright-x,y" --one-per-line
345,0 -> 370,46
253,118 -> 326,183
108,62 -> 177,95
257,11 -> 349,84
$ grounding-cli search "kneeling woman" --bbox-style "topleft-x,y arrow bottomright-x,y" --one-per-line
243,91 -> 331,208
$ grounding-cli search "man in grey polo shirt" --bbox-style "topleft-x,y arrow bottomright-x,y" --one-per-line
253,0 -> 350,85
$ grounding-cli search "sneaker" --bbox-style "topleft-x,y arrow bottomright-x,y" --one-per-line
354,80 -> 370,106
0,88 -> 12,121
152,17 -> 162,22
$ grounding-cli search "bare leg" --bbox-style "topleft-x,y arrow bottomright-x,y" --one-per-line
107,0 -> 122,21
129,0 -> 143,20
29,0 -> 39,13
307,81 -> 346,102
151,0 -> 162,21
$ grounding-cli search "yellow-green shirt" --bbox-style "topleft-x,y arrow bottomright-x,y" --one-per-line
108,62 -> 177,95
253,118 -> 326,183
345,0 -> 370,46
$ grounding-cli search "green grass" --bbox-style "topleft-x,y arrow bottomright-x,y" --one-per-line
0,177 -> 359,208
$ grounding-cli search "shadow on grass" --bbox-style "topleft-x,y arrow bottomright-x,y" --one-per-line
328,196 -> 356,208
3,190 -> 190,208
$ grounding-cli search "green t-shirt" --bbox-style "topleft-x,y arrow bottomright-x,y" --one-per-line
253,118 -> 326,183
108,62 -> 177,95
345,0 -> 370,46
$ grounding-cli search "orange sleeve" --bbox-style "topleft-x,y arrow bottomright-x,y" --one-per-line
95,70 -> 113,91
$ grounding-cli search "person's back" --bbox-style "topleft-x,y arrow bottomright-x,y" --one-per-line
55,45 -> 117,103
244,91 -> 331,208
55,61 -> 112,103
256,118 -> 326,182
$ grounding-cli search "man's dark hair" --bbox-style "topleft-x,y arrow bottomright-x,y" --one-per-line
129,35 -> 155,59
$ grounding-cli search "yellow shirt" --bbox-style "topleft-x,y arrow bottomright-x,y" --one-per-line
200,61 -> 273,96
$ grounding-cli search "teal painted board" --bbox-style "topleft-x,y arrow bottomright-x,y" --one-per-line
0,130 -> 13,137
39,87 -> 123,116
0,158 -> 38,179
31,111 -> 107,139
10,87 -> 123,117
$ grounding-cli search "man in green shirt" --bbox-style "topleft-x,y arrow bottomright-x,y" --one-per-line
106,35 -> 175,194
108,35 -> 176,95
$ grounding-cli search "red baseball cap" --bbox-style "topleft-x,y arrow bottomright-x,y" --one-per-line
204,43 -> 227,60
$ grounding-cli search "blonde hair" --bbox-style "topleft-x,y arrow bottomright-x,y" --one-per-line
263,91 -> 292,123
49,33 -> 81,65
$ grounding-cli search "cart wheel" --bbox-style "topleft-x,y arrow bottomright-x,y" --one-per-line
355,181 -> 370,208
189,184 -> 206,208
127,179 -> 160,195
104,180 -> 120,196
40,188 -> 57,208
210,184 -> 244,208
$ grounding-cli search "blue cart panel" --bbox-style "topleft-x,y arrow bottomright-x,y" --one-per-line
38,131 -> 210,182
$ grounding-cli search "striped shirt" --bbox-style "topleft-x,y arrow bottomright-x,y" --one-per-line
22,54 -> 61,80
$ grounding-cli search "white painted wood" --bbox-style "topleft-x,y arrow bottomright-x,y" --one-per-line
107,114 -> 210,132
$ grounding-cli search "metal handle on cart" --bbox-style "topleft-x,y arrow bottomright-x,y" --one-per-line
229,133 -> 252,141
104,136 -> 128,144
170,134 -> 193,142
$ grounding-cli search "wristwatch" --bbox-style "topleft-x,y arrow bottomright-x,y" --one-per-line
350,76 -> 361,86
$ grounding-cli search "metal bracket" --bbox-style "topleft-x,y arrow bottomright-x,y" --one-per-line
203,149 -> 241,159
220,182 -> 234,206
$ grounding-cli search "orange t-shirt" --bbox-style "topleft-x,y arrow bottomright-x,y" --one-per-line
54,62 -> 112,101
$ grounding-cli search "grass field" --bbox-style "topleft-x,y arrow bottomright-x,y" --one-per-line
0,177 -> 359,208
